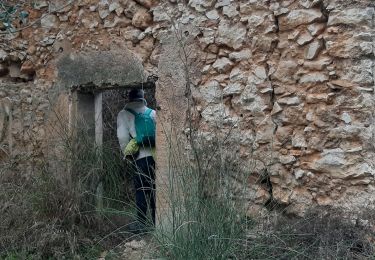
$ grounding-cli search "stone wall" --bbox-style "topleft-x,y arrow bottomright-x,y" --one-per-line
1,0 -> 375,215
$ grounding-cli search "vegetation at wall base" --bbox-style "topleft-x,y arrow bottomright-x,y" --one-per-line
1,87 -> 374,260
0,164 -> 128,259
1,125 -> 375,259
147,133 -> 375,260
241,208 -> 375,260
148,136 -> 253,260
0,117 -> 138,259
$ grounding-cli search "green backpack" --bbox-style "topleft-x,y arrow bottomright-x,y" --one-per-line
126,108 -> 156,147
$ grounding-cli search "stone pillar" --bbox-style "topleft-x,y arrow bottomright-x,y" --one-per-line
94,93 -> 103,148
155,31 -> 193,228
94,92 -> 104,211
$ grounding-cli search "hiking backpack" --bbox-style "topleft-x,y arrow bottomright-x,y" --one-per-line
126,108 -> 156,147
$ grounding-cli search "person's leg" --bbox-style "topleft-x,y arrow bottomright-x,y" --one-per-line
140,156 -> 156,225
133,163 -> 147,225
146,157 -> 156,225
134,156 -> 155,226
150,185 -> 156,225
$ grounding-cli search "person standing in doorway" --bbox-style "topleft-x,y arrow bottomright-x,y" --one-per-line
117,89 -> 156,233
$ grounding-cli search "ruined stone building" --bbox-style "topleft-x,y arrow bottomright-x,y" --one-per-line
0,0 -> 374,216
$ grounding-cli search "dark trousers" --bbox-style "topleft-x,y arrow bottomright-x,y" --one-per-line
134,156 -> 155,225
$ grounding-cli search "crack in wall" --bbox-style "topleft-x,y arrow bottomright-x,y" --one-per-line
260,1 -> 338,211
261,6 -> 282,209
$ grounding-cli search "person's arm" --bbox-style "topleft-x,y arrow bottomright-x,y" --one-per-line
117,110 -> 130,154
151,109 -> 156,122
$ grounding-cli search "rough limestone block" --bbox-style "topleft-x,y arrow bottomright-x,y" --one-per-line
278,96 -> 301,106
228,49 -> 252,61
199,80 -> 222,103
212,57 -> 233,73
216,20 -> 247,50
132,9 -> 153,29
272,60 -> 298,83
303,57 -> 332,70
299,72 -> 328,84
328,8 -> 375,27
305,40 -> 324,60
223,4 -> 239,18
279,9 -> 324,31
223,82 -> 243,96
56,50 -> 146,89
307,23 -> 326,36
297,31 -> 313,45
188,0 -> 215,12
325,33 -> 373,58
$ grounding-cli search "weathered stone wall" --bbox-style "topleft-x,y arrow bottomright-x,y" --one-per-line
1,0 -> 375,215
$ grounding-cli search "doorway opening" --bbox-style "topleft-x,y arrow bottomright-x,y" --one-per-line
71,78 -> 157,229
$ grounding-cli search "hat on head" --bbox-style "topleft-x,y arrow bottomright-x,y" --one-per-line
128,89 -> 146,103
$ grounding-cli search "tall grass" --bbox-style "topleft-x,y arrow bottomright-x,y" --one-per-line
148,126 -> 375,259
242,208 -> 375,260
150,134 -> 375,259
150,128 -> 254,259
147,20 -> 255,259
0,107 -> 139,259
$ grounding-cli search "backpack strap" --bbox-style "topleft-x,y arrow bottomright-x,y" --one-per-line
145,108 -> 153,116
125,109 -> 136,139
125,108 -> 138,116
127,108 -> 153,117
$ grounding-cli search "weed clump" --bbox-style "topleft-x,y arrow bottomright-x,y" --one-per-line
150,133 -> 254,260
0,128 -> 136,259
242,207 -> 375,259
